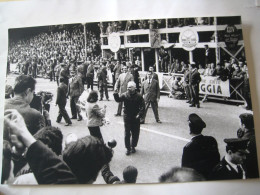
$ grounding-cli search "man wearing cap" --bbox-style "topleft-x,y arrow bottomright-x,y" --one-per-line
182,113 -> 220,179
210,138 -> 249,180
68,71 -> 84,121
114,81 -> 145,155
189,63 -> 201,108
237,113 -> 259,178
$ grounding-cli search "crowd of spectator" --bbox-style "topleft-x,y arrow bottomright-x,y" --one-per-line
8,26 -> 101,79
99,17 -> 214,35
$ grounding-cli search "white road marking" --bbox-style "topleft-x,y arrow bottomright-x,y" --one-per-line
117,121 -> 190,142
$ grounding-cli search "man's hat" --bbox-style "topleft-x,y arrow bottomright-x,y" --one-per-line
188,113 -> 206,129
239,113 -> 254,129
224,138 -> 249,154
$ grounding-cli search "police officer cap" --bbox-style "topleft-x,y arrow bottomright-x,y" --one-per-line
188,113 -> 206,129
224,138 -> 249,153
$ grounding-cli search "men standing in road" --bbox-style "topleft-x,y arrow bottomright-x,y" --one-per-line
210,138 -> 249,180
98,62 -> 109,101
189,62 -> 201,108
145,66 -> 159,81
56,78 -> 72,126
86,61 -> 94,90
114,66 -> 134,116
68,70 -> 84,121
114,81 -> 145,155
182,113 -> 220,179
140,71 -> 161,124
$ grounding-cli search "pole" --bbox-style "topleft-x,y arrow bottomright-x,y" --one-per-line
141,48 -> 145,71
155,49 -> 159,72
214,17 -> 220,64
189,51 -> 193,63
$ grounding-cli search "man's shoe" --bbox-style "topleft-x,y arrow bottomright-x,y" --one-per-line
156,120 -> 162,123
186,100 -> 191,103
99,98 -> 103,101
106,98 -> 109,101
56,120 -> 61,123
70,117 -> 77,119
114,113 -> 121,117
65,123 -> 72,126
131,147 -> 136,153
125,150 -> 131,156
196,104 -> 200,108
189,104 -> 195,107
140,121 -> 145,124
77,116 -> 83,121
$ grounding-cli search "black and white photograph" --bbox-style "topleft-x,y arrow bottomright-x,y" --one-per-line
2,15 -> 259,186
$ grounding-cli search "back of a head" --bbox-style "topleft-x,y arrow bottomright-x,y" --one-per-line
33,126 -> 63,155
159,167 -> 205,183
87,90 -> 98,103
123,166 -> 138,183
13,75 -> 36,94
63,136 -> 113,184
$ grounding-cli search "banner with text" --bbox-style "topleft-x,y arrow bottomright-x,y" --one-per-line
199,76 -> 230,97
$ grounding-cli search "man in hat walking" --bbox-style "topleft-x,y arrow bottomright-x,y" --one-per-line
210,138 -> 249,180
181,113 -> 220,179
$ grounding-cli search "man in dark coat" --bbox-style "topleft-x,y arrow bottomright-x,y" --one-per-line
68,71 -> 84,121
189,62 -> 201,108
182,113 -> 220,179
98,63 -> 109,101
140,71 -> 161,124
56,78 -> 72,126
114,81 -> 145,155
86,62 -> 94,90
210,138 -> 249,180
237,113 -> 259,178
59,63 -> 69,85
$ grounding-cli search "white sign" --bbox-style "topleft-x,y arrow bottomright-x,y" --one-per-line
108,32 -> 121,53
179,28 -> 199,51
199,76 -> 230,97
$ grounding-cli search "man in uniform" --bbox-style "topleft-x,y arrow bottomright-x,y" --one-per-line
237,113 -> 259,178
68,71 -> 84,121
114,81 -> 145,155
182,113 -> 220,179
210,138 -> 249,180
189,62 -> 201,108
114,66 -> 134,116
140,71 -> 161,124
